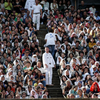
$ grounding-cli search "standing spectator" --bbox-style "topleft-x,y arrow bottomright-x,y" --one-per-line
42,46 -> 55,85
31,0 -> 42,30
44,28 -> 56,56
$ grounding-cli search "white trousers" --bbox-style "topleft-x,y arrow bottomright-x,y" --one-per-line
45,68 -> 53,85
33,14 -> 40,30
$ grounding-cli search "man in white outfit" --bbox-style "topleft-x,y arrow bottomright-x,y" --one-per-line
31,0 -> 42,30
42,46 -> 55,85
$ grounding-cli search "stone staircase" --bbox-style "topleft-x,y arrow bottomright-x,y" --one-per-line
37,25 -> 63,98
46,68 -> 63,98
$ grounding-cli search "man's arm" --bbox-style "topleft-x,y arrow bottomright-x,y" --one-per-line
9,3 -> 12,8
40,9 -> 42,18
31,10 -> 34,18
50,53 -> 56,67
44,34 -> 47,44
43,53 -> 48,68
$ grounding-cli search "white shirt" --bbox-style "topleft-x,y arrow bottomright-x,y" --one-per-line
25,0 -> 35,10
44,2 -> 49,9
32,56 -> 38,62
42,52 -> 55,69
37,67 -> 46,73
45,32 -> 56,45
33,4 -> 42,13
54,33 -> 62,41
89,7 -> 96,15
86,15 -> 96,20
50,3 -> 58,10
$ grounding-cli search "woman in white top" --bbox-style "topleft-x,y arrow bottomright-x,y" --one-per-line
50,0 -> 58,14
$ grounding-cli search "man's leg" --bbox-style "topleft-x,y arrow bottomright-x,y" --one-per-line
42,81 -> 46,87
37,14 -> 40,30
49,68 -> 52,85
46,71 -> 49,85
51,45 -> 55,57
33,14 -> 36,25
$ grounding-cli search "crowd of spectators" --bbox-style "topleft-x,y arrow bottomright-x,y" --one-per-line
0,0 -> 100,99
0,0 -> 51,99
44,0 -> 100,99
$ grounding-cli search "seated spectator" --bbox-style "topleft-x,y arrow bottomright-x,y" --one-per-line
33,70 -> 46,88
69,85 -> 78,96
88,38 -> 96,49
62,80 -> 72,96
90,82 -> 100,93
76,89 -> 83,98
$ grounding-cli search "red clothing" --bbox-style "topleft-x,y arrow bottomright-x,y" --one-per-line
90,82 -> 100,92
76,18 -> 81,22
11,87 -> 15,93
22,48 -> 25,54
55,15 -> 63,19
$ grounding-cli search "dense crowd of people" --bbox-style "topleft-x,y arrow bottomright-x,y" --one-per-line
0,0 -> 49,99
0,0 -> 100,99
44,0 -> 100,98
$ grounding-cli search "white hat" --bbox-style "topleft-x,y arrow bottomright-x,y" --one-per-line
72,32 -> 76,35
40,1 -> 45,4
92,65 -> 96,69
42,94 -> 47,99
0,75 -> 4,78
16,56 -> 20,60
33,54 -> 37,57
95,61 -> 99,65
82,59 -> 87,64
0,75 -> 5,81
8,70 -> 13,73
81,86 -> 86,90
90,12 -> 93,14
66,64 -> 70,66
8,68 -> 12,72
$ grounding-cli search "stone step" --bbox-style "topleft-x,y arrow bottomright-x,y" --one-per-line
40,24 -> 47,29
38,29 -> 47,34
47,88 -> 62,90
47,85 -> 61,88
49,93 -> 63,96
49,90 -> 62,94
49,94 -> 63,97
52,80 -> 60,83
53,74 -> 60,77
48,90 -> 62,93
